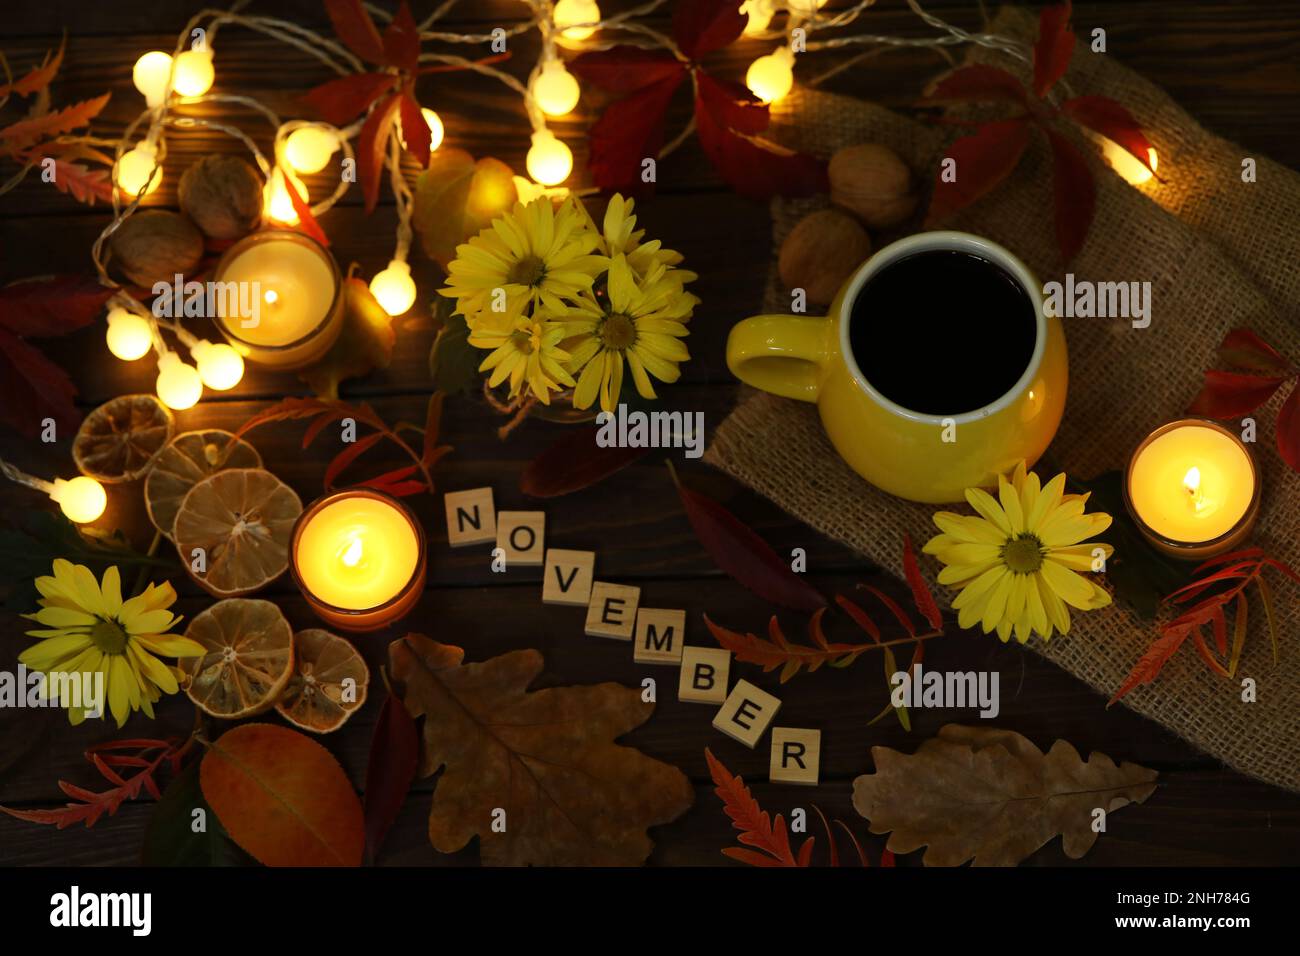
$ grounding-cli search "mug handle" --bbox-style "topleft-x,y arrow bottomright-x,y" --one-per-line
725,314 -> 831,402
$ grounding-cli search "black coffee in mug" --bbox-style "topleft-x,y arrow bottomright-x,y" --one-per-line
848,249 -> 1037,416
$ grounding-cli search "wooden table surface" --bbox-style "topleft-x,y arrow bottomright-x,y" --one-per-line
2,0 -> 1299,867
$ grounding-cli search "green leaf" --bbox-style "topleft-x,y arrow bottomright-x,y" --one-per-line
427,305 -> 479,396
0,511 -> 173,612
413,149 -> 517,268
141,761 -> 254,867
882,645 -> 909,732
299,277 -> 396,400
1066,470 -> 1193,619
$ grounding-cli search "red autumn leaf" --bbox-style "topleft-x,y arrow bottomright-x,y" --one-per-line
0,93 -> 110,148
363,691 -> 419,863
301,71 -> 395,126
1109,626 -> 1188,705
398,89 -> 431,168
859,583 -> 918,639
705,747 -> 803,867
521,424 -> 649,497
40,159 -> 114,206
1187,369 -> 1287,419
922,64 -> 1029,106
1061,95 -> 1159,178
1215,328 -> 1293,375
359,92 -> 402,213
0,274 -> 113,337
695,86 -> 825,200
1032,1 -> 1075,99
1046,127 -> 1095,262
420,391 -> 448,468
1276,383 -> 1300,473
926,117 -> 1031,224
695,72 -> 769,135
281,170 -> 329,248
569,47 -> 685,94
382,1 -> 421,75
325,431 -> 385,488
671,466 -> 825,612
0,37 -> 64,98
324,0 -> 387,66
583,74 -> 685,195
902,534 -> 943,631
0,332 -> 79,438
836,593 -> 882,643
673,0 -> 747,60
359,464 -> 420,491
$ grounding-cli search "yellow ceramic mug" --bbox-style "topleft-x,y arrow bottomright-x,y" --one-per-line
726,231 -> 1068,504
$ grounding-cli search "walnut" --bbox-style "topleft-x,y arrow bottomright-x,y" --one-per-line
778,208 -> 872,306
829,143 -> 918,229
109,210 -> 204,288
178,155 -> 263,240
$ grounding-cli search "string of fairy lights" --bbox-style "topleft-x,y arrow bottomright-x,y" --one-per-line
4,0 -> 1056,523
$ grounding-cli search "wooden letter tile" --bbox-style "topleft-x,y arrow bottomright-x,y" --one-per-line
542,549 -> 595,606
769,728 -> 821,785
584,582 -> 641,640
633,608 -> 687,665
444,488 -> 496,547
496,511 -> 545,566
712,680 -> 782,749
677,646 -> 730,704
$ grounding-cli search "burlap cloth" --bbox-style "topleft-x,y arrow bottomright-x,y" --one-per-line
705,9 -> 1300,791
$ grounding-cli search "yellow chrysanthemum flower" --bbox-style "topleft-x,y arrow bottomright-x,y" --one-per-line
923,463 -> 1114,644
587,194 -> 697,286
20,560 -> 203,727
564,255 -> 697,413
438,195 -> 605,326
471,315 -> 576,404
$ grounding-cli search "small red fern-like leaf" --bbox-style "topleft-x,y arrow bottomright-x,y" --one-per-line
706,748 -> 799,867
902,535 -> 943,630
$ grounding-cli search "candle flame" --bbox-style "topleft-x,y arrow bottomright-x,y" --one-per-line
1183,466 -> 1201,495
341,536 -> 363,567
264,289 -> 278,306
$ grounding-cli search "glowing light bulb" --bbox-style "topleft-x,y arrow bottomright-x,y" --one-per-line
421,109 -> 445,152
531,60 -> 580,117
264,289 -> 279,307
132,51 -> 173,107
114,142 -> 162,198
105,308 -> 152,361
190,339 -> 245,391
785,0 -> 829,14
285,126 -> 339,174
49,476 -> 107,525
746,46 -> 795,104
155,351 -> 203,410
741,0 -> 776,35
172,47 -> 214,97
265,167 -> 307,225
1102,138 -> 1158,186
341,537 -> 363,567
369,260 -> 417,316
526,130 -> 572,186
553,0 -> 600,41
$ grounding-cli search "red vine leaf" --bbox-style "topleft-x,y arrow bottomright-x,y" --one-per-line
1032,1 -> 1076,99
926,118 -> 1031,224
672,0 -> 747,60
1214,328 -> 1293,375
282,169 -> 329,247
902,534 -> 943,630
363,690 -> 419,863
584,73 -> 685,195
0,328 -> 80,437
302,71 -> 395,126
1187,370 -> 1287,419
671,465 -> 825,612
398,88 -> 431,168
520,425 -> 648,498
1276,383 -> 1300,472
324,0 -> 387,66
382,1 -> 421,75
922,64 -> 1029,106
1046,127 -> 1096,263
1060,95 -> 1159,178
0,274 -> 113,337
359,93 -> 402,213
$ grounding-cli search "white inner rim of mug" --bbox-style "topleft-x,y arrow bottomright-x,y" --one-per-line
836,230 -> 1048,426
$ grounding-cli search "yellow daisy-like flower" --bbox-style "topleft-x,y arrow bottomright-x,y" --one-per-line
20,560 -> 203,727
587,194 -> 697,285
471,315 -> 576,404
564,254 -> 697,413
438,195 -> 605,325
923,463 -> 1114,644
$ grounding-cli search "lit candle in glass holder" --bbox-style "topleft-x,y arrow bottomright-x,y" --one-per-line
212,230 -> 344,369
1124,419 -> 1261,560
291,489 -> 426,632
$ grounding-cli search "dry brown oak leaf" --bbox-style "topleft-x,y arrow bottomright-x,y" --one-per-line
389,633 -> 694,866
852,724 -> 1157,866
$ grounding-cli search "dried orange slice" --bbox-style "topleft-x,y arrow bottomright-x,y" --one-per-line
180,598 -> 294,718
173,467 -> 302,597
145,430 -> 262,539
72,394 -> 174,482
276,629 -> 370,733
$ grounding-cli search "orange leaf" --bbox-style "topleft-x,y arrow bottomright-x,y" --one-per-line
1109,627 -> 1189,705
0,37 -> 64,98
1046,127 -> 1096,263
199,723 -> 364,867
282,169 -> 329,247
1032,1 -> 1076,99
902,534 -> 943,630
0,93 -> 110,147
706,747 -> 798,866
